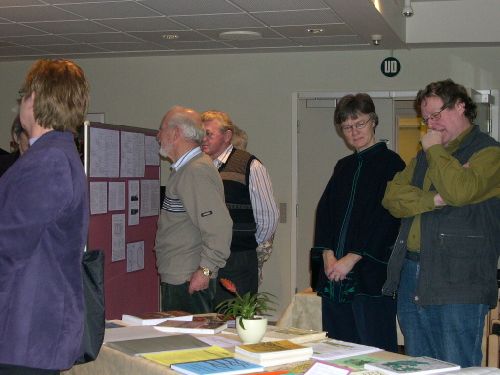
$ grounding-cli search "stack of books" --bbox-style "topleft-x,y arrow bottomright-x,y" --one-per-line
260,326 -> 327,344
234,339 -> 313,367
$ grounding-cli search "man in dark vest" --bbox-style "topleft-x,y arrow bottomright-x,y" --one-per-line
382,79 -> 500,367
201,111 -> 279,306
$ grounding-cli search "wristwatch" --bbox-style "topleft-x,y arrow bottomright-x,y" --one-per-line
199,266 -> 213,277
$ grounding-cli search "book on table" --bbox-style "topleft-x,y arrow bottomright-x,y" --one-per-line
171,357 -> 265,375
106,333 -> 209,356
234,339 -> 313,367
154,316 -> 228,335
364,356 -> 461,375
306,338 -> 382,360
141,345 -> 233,366
121,310 -> 193,326
260,325 -> 327,344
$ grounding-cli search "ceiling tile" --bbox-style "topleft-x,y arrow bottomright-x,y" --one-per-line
57,1 -> 161,20
96,17 -> 188,32
231,0 -> 328,12
155,40 -> 231,50
171,13 -> 263,29
0,5 -> 82,22
223,38 -> 299,48
140,0 -> 241,15
64,32 -> 141,43
0,45 -> 43,56
37,43 -> 107,54
252,9 -> 341,26
273,23 -> 353,38
291,35 -> 366,46
0,23 -> 47,37
0,34 -> 74,46
25,20 -> 114,34
0,0 -> 43,6
200,27 -> 282,40
91,41 -> 169,52
130,30 -> 210,44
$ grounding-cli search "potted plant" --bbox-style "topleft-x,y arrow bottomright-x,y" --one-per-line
216,278 -> 277,344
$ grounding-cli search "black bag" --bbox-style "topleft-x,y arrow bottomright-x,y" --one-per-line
74,249 -> 105,365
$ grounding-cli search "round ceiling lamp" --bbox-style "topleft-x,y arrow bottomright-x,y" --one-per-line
219,31 -> 263,40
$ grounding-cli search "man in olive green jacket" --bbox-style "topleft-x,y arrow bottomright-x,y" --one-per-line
382,79 -> 500,367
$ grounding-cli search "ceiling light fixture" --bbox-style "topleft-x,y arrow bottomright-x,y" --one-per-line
306,28 -> 324,34
219,31 -> 262,40
371,34 -> 382,46
162,34 -> 179,40
402,0 -> 414,17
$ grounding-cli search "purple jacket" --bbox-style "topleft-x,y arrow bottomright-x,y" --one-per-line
0,131 -> 89,370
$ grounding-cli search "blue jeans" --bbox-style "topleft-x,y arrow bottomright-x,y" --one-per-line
397,258 -> 488,367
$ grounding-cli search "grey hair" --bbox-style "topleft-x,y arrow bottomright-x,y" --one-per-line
166,106 -> 205,144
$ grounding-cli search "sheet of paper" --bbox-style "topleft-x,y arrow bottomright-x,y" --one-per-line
304,362 -> 350,375
140,179 -> 160,217
144,135 -> 160,166
120,131 -> 145,177
111,214 -> 125,262
89,181 -> 107,215
109,182 -> 126,211
193,335 -> 241,348
89,127 -> 120,178
104,326 -> 172,343
126,241 -> 144,272
128,180 -> 140,226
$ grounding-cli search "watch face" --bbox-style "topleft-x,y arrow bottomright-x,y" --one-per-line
202,267 -> 210,276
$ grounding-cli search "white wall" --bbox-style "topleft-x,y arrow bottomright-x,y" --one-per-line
1,46 -> 499,318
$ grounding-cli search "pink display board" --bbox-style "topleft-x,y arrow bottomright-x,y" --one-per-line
86,123 -> 160,319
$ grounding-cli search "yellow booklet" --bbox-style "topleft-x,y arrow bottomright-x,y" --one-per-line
141,345 -> 232,366
237,340 -> 305,354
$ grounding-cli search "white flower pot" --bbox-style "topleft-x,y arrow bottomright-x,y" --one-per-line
236,316 -> 268,344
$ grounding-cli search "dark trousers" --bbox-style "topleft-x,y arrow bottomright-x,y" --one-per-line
0,364 -> 59,375
321,294 -> 398,353
161,279 -> 216,314
213,250 -> 258,307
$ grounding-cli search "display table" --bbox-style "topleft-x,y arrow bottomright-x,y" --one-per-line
62,332 -> 405,375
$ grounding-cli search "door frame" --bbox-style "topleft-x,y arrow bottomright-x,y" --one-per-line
291,88 -> 499,295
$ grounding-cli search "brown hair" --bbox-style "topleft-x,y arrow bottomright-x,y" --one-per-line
333,93 -> 379,127
415,79 -> 477,122
20,59 -> 89,132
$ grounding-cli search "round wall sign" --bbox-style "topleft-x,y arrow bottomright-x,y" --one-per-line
381,57 -> 401,77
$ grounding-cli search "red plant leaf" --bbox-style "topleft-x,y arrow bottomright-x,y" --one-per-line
220,278 -> 237,294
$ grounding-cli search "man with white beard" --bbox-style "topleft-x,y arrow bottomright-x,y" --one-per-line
155,106 -> 232,313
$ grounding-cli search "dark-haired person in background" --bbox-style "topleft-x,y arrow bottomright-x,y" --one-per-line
382,79 -> 500,367
0,59 -> 90,374
0,115 -> 29,178
314,93 -> 405,352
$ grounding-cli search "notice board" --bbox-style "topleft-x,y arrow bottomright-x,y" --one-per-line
85,122 -> 160,319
